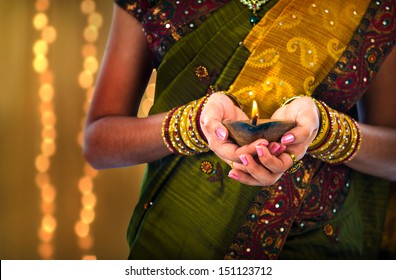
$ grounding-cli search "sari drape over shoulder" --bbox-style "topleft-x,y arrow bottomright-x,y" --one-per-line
115,0 -> 396,259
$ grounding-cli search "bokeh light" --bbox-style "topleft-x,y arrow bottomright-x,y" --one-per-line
34,0 -> 57,260
41,25 -> 57,43
75,0 -> 102,259
81,0 -> 96,14
33,13 -> 48,30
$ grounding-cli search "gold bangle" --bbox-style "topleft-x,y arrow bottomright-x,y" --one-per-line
309,99 -> 330,150
161,96 -> 210,156
169,106 -> 194,155
344,118 -> 362,163
191,96 -> 210,147
183,100 -> 209,153
179,103 -> 199,152
162,107 -> 179,154
327,115 -> 360,164
309,110 -> 340,157
308,103 -> 362,165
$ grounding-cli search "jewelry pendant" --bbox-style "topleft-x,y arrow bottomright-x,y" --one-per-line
240,0 -> 270,25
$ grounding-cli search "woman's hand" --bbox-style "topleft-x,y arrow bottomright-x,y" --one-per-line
200,92 -> 267,167
228,96 -> 320,186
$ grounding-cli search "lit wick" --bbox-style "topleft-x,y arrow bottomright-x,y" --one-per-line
222,98 -> 296,146
251,100 -> 259,126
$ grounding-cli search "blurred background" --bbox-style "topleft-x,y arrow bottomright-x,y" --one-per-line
0,0 -> 156,259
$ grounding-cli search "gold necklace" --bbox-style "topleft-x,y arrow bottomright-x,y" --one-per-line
240,0 -> 271,25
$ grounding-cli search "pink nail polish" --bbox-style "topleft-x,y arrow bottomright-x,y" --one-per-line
270,143 -> 280,154
216,127 -> 227,140
278,145 -> 287,154
259,140 -> 269,146
281,134 -> 295,144
228,171 -> 239,180
256,146 -> 264,157
239,155 -> 248,166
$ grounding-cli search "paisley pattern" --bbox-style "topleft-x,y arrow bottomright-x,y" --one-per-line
225,158 -> 316,259
115,0 -> 229,66
286,37 -> 318,70
327,39 -> 346,61
225,157 -> 352,259
116,0 -> 396,260
274,10 -> 302,29
314,0 -> 396,113
246,48 -> 280,68
228,0 -> 371,119
226,0 -> 396,260
303,76 -> 319,95
293,164 -> 351,233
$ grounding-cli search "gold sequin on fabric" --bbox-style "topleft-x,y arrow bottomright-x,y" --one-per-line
323,224 -> 334,236
200,160 -> 214,174
195,66 -> 209,79
228,0 -> 370,118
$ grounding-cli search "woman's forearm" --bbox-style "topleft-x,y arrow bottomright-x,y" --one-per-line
346,123 -> 396,181
83,113 -> 170,169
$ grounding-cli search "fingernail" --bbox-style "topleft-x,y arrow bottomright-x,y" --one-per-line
228,171 -> 238,180
278,145 -> 287,154
239,155 -> 248,166
256,146 -> 264,157
270,143 -> 280,154
216,127 -> 227,140
259,140 -> 269,146
281,134 -> 295,144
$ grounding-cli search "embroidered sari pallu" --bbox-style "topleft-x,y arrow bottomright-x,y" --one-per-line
116,0 -> 396,259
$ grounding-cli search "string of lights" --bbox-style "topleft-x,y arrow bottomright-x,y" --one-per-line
33,0 -> 57,260
32,0 -> 154,260
75,0 -> 103,260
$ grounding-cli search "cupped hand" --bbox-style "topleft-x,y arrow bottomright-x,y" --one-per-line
228,96 -> 320,186
200,92 -> 266,166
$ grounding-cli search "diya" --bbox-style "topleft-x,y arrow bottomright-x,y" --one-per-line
222,100 -> 296,146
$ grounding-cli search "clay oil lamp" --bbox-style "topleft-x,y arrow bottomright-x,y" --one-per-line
222,100 -> 296,146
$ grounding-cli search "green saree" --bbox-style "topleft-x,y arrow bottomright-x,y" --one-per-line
114,0 -> 396,259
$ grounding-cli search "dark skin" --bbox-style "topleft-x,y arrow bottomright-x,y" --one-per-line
84,5 -> 396,186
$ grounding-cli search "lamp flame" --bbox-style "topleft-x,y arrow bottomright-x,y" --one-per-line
251,100 -> 259,126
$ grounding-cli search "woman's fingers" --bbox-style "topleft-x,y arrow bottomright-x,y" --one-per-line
227,144 -> 300,186
228,157 -> 283,186
228,152 -> 284,186
255,145 -> 291,173
200,92 -> 248,143
199,92 -> 254,161
226,96 -> 321,187
228,169 -> 262,186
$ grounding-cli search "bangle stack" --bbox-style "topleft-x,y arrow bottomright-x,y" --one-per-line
308,98 -> 362,165
161,95 -> 210,155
